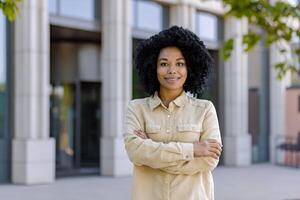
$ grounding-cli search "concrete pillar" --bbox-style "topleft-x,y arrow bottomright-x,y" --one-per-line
170,0 -> 196,31
223,17 -> 252,166
100,0 -> 132,176
269,44 -> 286,163
268,0 -> 289,165
13,0 -> 55,184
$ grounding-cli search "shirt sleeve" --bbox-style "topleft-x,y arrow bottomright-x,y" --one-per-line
123,102 -> 194,169
160,101 -> 222,175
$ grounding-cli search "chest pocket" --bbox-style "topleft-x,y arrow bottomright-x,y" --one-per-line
174,124 -> 202,143
177,124 -> 202,132
145,124 -> 161,134
145,124 -> 168,142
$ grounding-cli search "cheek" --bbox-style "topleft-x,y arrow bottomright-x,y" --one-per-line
181,68 -> 188,80
157,67 -> 166,78
156,68 -> 164,83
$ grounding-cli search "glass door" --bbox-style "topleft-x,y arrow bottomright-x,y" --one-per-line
50,84 -> 76,172
80,82 -> 100,168
50,41 -> 101,176
50,82 -> 101,175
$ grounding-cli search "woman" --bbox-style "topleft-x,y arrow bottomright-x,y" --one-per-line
124,26 -> 222,200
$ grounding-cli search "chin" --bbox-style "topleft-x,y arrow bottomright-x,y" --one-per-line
163,85 -> 184,91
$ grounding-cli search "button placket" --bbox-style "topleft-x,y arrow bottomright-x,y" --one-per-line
166,110 -> 172,134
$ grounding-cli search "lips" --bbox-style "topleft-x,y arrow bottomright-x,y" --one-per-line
164,77 -> 180,83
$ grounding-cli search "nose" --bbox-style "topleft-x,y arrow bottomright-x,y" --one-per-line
167,65 -> 176,74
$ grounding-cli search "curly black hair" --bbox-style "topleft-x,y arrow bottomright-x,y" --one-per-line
135,25 -> 214,97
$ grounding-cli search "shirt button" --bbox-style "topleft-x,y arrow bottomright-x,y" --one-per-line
166,130 -> 170,133
167,115 -> 170,118
185,155 -> 189,159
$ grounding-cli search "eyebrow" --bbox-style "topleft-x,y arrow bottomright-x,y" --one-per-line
158,58 -> 185,61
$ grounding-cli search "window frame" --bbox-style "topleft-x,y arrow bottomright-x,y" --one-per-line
132,0 -> 169,38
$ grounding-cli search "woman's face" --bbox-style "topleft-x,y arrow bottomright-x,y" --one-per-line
157,46 -> 187,93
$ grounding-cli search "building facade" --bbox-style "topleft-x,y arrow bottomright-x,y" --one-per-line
0,0 -> 298,184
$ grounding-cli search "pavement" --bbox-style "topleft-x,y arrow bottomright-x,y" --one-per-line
0,164 -> 300,200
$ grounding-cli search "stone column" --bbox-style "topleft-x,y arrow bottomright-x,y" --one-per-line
268,0 -> 289,165
13,0 -> 55,184
223,17 -> 252,166
269,44 -> 286,163
170,0 -> 196,31
100,0 -> 132,176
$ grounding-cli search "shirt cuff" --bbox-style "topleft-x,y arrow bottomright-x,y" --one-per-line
181,143 -> 194,161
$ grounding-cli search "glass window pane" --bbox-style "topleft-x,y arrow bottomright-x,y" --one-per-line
136,1 -> 163,31
50,84 -> 76,169
60,0 -> 95,20
0,13 -> 6,139
49,0 -> 58,14
197,12 -> 218,42
130,0 -> 135,28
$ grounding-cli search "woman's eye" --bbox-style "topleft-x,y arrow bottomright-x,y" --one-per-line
160,63 -> 168,67
177,62 -> 185,66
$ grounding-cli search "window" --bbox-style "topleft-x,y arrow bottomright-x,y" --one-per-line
132,0 -> 169,32
196,12 -> 219,42
0,13 -> 6,139
49,0 -> 58,14
49,0 -> 96,21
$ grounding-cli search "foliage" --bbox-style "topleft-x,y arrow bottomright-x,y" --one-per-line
0,0 -> 21,21
222,0 -> 300,79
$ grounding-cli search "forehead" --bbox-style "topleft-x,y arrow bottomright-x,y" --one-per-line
158,46 -> 184,58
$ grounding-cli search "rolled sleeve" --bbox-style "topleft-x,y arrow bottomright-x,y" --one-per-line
181,143 -> 194,161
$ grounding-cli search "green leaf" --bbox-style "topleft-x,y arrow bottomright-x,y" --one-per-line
0,0 -> 22,21
242,32 -> 260,52
295,47 -> 300,55
264,34 -> 278,47
218,0 -> 300,78
221,38 -> 234,60
275,62 -> 285,70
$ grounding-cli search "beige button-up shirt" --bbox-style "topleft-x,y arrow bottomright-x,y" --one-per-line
124,91 -> 222,200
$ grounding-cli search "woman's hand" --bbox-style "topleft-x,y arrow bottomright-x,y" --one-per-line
134,130 -> 148,139
193,139 -> 222,159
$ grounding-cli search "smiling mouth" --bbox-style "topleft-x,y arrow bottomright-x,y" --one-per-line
164,77 -> 180,82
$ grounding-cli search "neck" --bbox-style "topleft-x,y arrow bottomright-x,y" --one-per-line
158,88 -> 183,107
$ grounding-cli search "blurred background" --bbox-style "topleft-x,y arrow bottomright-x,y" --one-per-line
0,0 -> 300,199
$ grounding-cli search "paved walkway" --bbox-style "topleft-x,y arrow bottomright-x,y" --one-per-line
0,164 -> 300,200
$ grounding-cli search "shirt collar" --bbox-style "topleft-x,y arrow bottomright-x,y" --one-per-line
148,91 -> 187,111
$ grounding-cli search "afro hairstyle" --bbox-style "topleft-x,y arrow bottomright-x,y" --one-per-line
135,25 -> 214,97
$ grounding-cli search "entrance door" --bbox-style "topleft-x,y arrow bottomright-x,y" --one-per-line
50,42 -> 101,176
50,83 -> 76,174
50,82 -> 101,176
80,82 -> 100,168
